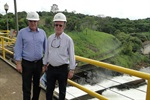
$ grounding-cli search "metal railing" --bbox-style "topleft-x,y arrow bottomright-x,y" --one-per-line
0,36 -> 15,59
1,35 -> 150,100
75,55 -> 150,100
0,30 -> 9,37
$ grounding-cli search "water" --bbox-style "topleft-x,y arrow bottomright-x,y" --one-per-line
102,85 -> 146,100
63,75 -> 146,100
60,67 -> 150,100
90,67 -> 150,100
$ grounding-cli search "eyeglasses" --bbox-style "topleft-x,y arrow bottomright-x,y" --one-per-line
51,39 -> 61,48
54,24 -> 63,27
29,20 -> 37,23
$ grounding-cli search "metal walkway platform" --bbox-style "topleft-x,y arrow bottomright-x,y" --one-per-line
0,59 -> 46,100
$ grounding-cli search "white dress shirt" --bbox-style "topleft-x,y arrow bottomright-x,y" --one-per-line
43,32 -> 76,70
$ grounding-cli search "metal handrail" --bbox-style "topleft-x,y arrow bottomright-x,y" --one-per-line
75,55 -> 150,100
0,36 -> 15,59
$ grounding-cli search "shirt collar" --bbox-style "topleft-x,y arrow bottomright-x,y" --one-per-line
54,32 -> 64,39
27,27 -> 39,32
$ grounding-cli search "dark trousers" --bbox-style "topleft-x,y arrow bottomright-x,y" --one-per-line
46,64 -> 69,100
22,59 -> 43,100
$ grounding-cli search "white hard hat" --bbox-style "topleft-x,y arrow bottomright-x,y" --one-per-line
53,13 -> 67,22
26,12 -> 40,21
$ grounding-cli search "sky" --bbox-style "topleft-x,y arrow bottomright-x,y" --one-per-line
0,0 -> 150,20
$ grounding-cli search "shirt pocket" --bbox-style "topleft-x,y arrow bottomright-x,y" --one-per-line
58,44 -> 68,56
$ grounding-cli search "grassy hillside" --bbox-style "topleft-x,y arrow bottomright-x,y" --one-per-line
67,29 -> 121,60
68,30 -> 149,68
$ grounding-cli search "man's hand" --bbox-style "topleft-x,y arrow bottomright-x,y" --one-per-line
15,61 -> 22,73
42,64 -> 48,72
16,64 -> 22,73
68,70 -> 74,79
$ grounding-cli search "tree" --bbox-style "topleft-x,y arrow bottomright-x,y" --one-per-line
50,4 -> 59,13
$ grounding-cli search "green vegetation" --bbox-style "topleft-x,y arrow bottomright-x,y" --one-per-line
141,32 -> 150,40
107,52 -> 149,69
68,29 -> 121,60
68,29 -> 149,68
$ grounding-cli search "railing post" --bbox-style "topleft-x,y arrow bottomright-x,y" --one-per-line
146,79 -> 150,100
1,37 -> 6,59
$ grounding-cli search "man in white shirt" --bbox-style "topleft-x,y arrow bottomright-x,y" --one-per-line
43,12 -> 76,100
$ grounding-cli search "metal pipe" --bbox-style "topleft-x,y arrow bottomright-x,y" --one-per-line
6,11 -> 8,31
68,79 -> 108,100
146,79 -> 150,100
14,0 -> 19,34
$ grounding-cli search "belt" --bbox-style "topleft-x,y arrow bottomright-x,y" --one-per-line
49,64 -> 68,68
22,58 -> 42,63
32,60 -> 39,63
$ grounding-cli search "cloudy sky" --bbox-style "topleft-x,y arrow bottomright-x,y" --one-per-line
0,0 -> 150,20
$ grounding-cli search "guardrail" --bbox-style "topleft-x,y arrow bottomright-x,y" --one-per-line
75,55 -> 150,100
0,30 -> 10,33
0,36 -> 15,59
1,35 -> 150,100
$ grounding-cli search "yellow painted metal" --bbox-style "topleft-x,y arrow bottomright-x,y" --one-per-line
0,36 -> 15,59
1,38 -> 5,59
0,36 -> 16,46
68,79 -> 108,100
0,32 -> 8,37
75,55 -> 150,100
0,30 -> 10,33
3,48 -> 13,55
0,31 -> 9,37
0,36 -> 16,41
75,56 -> 150,79
146,79 -> 150,100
